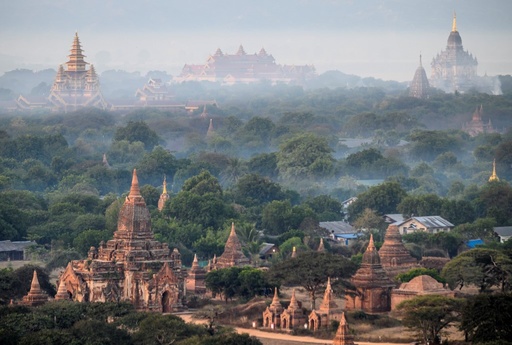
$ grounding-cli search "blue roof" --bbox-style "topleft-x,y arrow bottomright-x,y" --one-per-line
467,239 -> 484,248
334,234 -> 359,239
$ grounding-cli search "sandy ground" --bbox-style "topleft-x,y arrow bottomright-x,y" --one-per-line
178,313 -> 408,345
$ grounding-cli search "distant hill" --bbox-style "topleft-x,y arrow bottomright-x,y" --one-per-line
0,69 -> 55,95
306,70 -> 406,92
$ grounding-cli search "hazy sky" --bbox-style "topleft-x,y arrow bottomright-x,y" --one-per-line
1,0 -> 511,81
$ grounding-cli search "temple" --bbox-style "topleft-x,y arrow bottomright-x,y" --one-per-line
175,46 -> 316,85
462,105 -> 494,137
308,277 -> 343,330
47,33 -> 108,111
332,312 -> 355,345
346,235 -> 395,313
57,169 -> 185,312
409,55 -> 430,99
158,176 -> 170,211
391,275 -> 454,310
430,13 -> 478,93
185,254 -> 206,294
22,270 -> 48,306
210,223 -> 250,269
280,289 -> 306,330
262,287 -> 284,328
378,224 -> 418,279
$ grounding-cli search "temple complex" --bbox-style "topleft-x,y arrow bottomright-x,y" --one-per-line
186,254 -> 206,294
378,224 -> 418,279
430,13 -> 478,93
47,33 -> 108,111
346,235 -> 395,313
158,176 -> 170,211
308,277 -> 343,330
262,288 -> 284,328
22,270 -> 48,306
210,223 -> 250,270
462,105 -> 494,137
57,169 -> 185,312
332,312 -> 355,345
391,275 -> 454,310
280,289 -> 306,330
135,78 -> 174,103
175,46 -> 316,85
409,55 -> 430,99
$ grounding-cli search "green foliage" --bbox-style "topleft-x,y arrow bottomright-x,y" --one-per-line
395,268 -> 446,284
347,181 -> 407,221
261,200 -> 316,236
460,293 -> 512,344
397,295 -> 464,345
205,267 -> 271,302
113,121 -> 160,151
182,170 -> 223,197
233,173 -> 286,207
132,314 -> 205,345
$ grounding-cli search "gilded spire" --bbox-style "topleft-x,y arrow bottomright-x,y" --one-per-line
452,11 -> 457,32
489,159 -> 500,182
163,176 -> 168,194
291,246 -> 297,258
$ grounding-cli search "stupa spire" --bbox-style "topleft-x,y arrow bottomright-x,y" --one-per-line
291,246 -> 297,258
163,176 -> 168,194
317,238 -> 325,252
489,159 -> 500,182
452,11 -> 457,32
368,234 -> 376,251
22,270 -> 48,306
129,169 -> 142,198
30,269 -> 42,292
55,279 -> 70,300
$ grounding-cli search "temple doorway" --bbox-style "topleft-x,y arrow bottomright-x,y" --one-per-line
162,291 -> 172,313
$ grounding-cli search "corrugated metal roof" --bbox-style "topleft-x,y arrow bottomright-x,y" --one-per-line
0,240 -> 36,252
494,226 -> 512,237
396,216 -> 453,228
319,221 -> 356,234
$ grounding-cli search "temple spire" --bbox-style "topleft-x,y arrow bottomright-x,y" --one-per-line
489,159 -> 500,182
129,169 -> 142,198
291,246 -> 297,258
163,176 -> 168,194
452,11 -> 457,32
332,312 -> 355,345
419,54 -> 422,67
367,234 -> 376,251
317,238 -> 325,252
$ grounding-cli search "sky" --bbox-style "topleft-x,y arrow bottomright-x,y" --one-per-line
0,0 -> 511,81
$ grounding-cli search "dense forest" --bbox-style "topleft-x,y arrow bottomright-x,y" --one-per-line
1,82 -> 512,267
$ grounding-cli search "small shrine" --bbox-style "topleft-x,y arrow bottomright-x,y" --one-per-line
280,289 -> 305,330
211,223 -> 250,269
262,288 -> 284,328
308,277 -> 343,330
332,312 -> 355,345
186,254 -> 206,294
391,275 -> 455,310
22,270 -> 48,307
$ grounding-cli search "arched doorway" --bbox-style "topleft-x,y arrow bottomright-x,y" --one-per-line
162,291 -> 172,313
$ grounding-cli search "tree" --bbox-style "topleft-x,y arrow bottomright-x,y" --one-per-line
113,121 -> 160,151
266,252 -> 356,309
132,314 -> 205,345
277,133 -> 335,181
182,170 -> 222,197
397,295 -> 463,345
233,173 -> 286,207
395,268 -> 445,284
305,195 -> 343,221
136,146 -> 180,186
347,181 -> 407,222
460,293 -> 512,344
247,153 -> 278,179
441,248 -> 512,292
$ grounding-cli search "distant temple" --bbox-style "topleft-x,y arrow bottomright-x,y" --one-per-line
209,223 -> 250,270
58,170 -> 186,312
22,270 -> 48,307
489,158 -> 500,182
430,13 -> 478,93
175,45 -> 316,85
409,55 -> 430,99
462,105 -> 494,137
308,277 -> 343,330
378,224 -> 418,279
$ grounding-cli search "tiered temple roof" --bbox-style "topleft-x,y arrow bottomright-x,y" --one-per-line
378,224 -> 418,278
308,277 -> 343,330
58,169 -> 185,312
47,33 -> 108,111
22,270 -> 48,306
430,13 -> 478,93
463,105 -> 494,137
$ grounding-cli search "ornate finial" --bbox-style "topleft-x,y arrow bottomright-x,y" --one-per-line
291,246 -> 297,258
489,159 -> 500,182
452,11 -> 457,32
419,53 -> 422,67
163,175 -> 167,194
230,222 -> 236,235
368,234 -> 376,251
30,270 -> 41,292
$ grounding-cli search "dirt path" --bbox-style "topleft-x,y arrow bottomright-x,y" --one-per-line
178,313 -> 407,345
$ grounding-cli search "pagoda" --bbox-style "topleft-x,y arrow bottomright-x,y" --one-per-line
346,235 -> 395,313
263,287 -> 284,328
308,277 -> 343,330
332,312 -> 355,345
462,105 -> 494,137
280,289 -> 305,329
409,55 -> 430,99
186,254 -> 206,294
58,169 -> 185,312
158,176 -> 170,211
48,33 -> 108,111
489,159 -> 500,182
22,270 -> 48,306
378,224 -> 418,279
211,223 -> 250,269
430,13 -> 478,93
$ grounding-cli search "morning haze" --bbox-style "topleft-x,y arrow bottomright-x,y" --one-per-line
1,0 -> 511,81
